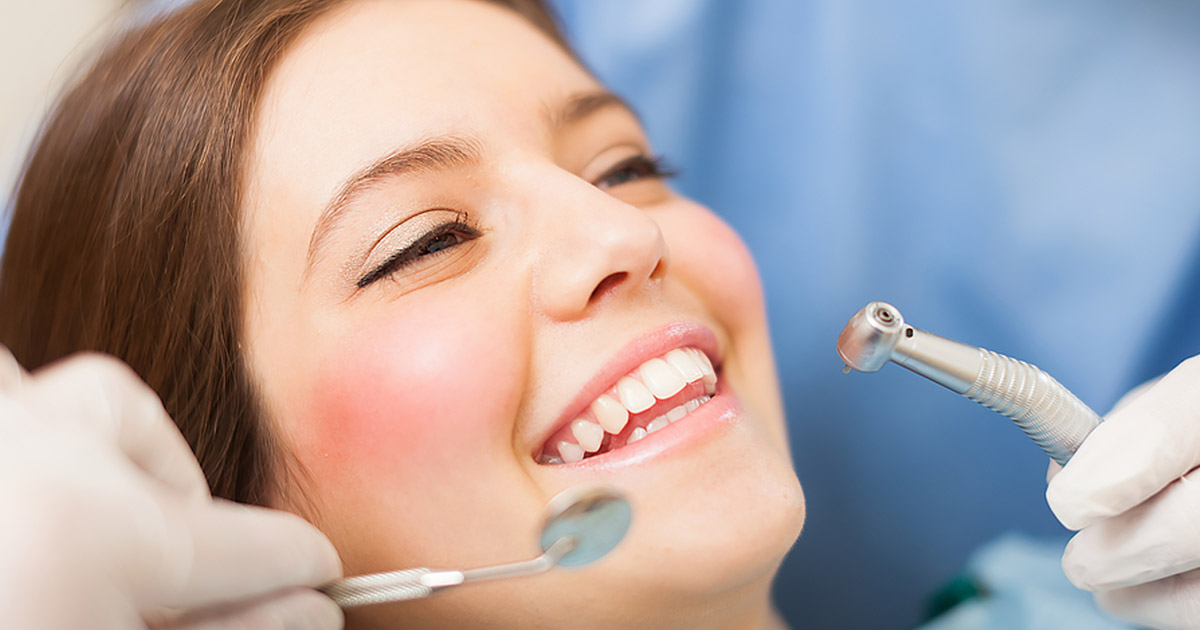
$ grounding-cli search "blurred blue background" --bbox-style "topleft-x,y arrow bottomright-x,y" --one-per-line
551,1 -> 1200,627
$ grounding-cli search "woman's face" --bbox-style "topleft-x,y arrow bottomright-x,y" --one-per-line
241,0 -> 804,627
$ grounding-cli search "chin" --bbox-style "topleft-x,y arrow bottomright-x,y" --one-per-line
595,426 -> 805,623
646,455 -> 804,597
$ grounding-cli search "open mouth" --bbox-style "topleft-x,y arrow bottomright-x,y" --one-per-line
538,347 -> 718,464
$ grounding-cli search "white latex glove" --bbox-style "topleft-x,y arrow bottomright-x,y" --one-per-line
0,347 -> 344,630
1047,355 -> 1200,630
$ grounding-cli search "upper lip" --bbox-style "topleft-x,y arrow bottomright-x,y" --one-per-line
529,321 -> 722,459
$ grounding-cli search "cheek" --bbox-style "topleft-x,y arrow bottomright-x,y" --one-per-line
668,204 -> 766,318
294,297 -> 523,491
666,203 -> 786,437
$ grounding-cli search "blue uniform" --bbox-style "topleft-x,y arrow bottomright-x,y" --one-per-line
551,1 -> 1200,627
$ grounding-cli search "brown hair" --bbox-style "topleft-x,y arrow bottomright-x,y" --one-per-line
0,0 -> 570,505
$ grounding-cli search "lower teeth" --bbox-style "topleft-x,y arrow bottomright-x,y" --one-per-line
543,395 -> 713,463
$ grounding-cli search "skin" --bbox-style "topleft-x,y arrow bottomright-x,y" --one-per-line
240,1 -> 805,627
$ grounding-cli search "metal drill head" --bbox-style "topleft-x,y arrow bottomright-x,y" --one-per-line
837,301 -> 905,372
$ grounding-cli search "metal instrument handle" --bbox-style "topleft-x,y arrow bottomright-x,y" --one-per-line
321,536 -> 576,608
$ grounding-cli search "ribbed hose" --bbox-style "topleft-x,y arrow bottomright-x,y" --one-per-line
322,568 -> 433,607
964,349 -> 1102,466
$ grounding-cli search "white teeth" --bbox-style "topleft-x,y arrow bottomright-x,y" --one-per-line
689,349 -> 717,394
558,440 -> 584,463
616,376 -> 655,413
665,348 -> 705,383
590,394 -> 629,434
571,419 -> 604,453
639,358 -> 687,399
542,347 -> 719,464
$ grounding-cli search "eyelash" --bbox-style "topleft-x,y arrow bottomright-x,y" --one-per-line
356,154 -> 675,289
357,215 -> 481,288
594,154 -> 678,190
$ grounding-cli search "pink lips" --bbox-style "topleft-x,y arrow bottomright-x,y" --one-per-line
532,322 -> 722,462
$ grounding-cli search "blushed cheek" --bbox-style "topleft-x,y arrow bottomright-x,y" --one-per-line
294,300 -> 522,490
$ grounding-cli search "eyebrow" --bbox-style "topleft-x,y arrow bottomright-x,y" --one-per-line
304,91 -> 639,276
552,90 -> 640,129
305,135 -> 484,271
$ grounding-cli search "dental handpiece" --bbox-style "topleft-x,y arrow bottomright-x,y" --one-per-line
836,301 -> 1102,466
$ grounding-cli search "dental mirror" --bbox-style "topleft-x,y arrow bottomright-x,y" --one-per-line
322,484 -> 631,607
539,483 -> 632,567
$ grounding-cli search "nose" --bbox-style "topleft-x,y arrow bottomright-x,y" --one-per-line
534,185 -> 670,321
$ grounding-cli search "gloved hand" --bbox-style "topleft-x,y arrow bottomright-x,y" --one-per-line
0,346 -> 343,630
1046,355 -> 1200,630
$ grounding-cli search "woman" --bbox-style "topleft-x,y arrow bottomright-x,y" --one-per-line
11,2 -> 1200,629
0,0 -> 804,627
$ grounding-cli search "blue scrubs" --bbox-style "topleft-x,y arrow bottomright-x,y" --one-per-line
550,1 -> 1200,627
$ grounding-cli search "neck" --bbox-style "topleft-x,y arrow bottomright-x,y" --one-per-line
710,602 -> 789,630
665,570 -> 790,630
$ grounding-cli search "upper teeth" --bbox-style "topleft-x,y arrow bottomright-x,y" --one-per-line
544,347 -> 717,464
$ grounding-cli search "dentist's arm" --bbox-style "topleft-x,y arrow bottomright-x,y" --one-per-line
0,347 -> 343,630
1047,355 -> 1200,630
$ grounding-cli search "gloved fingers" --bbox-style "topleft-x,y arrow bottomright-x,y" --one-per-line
146,587 -> 343,630
156,498 -> 341,609
13,353 -> 210,501
1046,460 -> 1063,483
1094,567 -> 1200,630
1063,467 -> 1200,590
1047,355 -> 1200,530
1045,376 -> 1157,491
0,344 -> 27,392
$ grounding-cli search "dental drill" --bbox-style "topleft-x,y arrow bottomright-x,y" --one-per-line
837,302 -> 1102,465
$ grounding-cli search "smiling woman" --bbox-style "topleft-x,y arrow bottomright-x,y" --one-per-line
0,1 -> 805,628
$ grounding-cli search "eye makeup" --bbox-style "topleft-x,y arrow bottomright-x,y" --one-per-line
352,152 -> 673,290
357,213 -> 482,288
594,154 -> 677,190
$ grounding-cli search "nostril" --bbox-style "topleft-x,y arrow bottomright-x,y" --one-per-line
648,256 -> 667,281
589,272 -> 628,303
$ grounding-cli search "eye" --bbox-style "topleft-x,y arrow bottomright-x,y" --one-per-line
357,219 -> 481,288
594,154 -> 677,190
420,230 -> 462,256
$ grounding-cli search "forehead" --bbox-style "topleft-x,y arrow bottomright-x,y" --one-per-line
248,0 -> 597,208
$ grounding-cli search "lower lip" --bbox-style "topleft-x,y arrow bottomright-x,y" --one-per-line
542,376 -> 742,471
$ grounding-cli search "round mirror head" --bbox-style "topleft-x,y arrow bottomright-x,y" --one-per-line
539,484 -> 631,568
